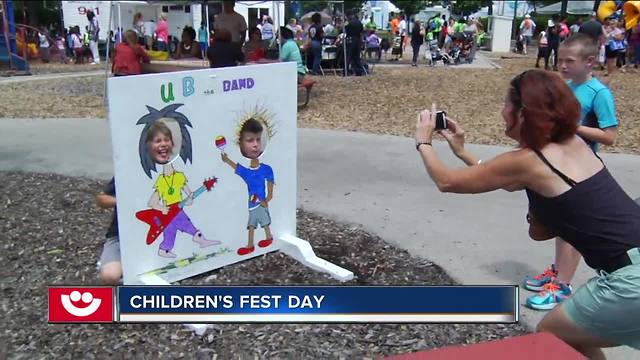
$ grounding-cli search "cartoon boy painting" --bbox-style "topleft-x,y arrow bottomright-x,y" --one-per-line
138,104 -> 219,258
221,117 -> 275,256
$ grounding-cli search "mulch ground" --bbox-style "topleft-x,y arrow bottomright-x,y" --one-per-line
1,172 -> 528,359
1,57 -> 638,154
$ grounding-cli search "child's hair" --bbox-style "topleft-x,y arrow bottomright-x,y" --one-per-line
124,30 -> 138,47
240,118 -> 263,138
561,33 -> 598,59
146,121 -> 174,144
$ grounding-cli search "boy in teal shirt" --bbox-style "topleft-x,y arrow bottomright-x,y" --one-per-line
525,33 -> 618,311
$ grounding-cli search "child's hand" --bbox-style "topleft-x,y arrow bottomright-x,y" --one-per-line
221,152 -> 230,163
260,200 -> 269,208
161,206 -> 169,215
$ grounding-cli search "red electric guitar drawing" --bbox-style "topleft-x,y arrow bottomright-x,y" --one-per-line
136,177 -> 218,245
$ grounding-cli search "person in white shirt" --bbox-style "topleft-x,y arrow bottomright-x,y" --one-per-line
261,16 -> 274,46
214,0 -> 248,45
519,14 -> 537,55
399,15 -> 407,51
143,19 -> 156,50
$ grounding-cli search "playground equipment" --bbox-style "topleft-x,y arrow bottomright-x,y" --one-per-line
623,1 -> 640,29
597,0 -> 640,30
0,0 -> 28,70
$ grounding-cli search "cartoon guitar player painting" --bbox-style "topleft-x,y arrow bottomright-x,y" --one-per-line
134,104 -> 221,258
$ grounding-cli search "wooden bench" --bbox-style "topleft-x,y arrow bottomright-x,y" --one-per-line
298,77 -> 316,108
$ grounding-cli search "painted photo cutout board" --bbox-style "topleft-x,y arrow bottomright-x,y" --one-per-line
107,62 -> 297,285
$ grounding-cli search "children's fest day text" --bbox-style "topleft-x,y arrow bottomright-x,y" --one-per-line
129,294 -> 325,309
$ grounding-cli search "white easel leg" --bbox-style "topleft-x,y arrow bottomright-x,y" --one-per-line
137,273 -> 209,336
278,234 -> 355,282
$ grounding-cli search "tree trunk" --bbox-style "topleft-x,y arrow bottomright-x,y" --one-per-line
593,0 -> 602,13
561,0 -> 568,17
24,0 -> 40,27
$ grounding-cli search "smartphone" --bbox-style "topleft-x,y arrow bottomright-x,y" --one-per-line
435,111 -> 448,130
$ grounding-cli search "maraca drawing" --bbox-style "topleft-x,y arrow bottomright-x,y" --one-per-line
215,135 -> 227,152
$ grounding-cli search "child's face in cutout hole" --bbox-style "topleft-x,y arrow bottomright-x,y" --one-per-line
240,131 -> 263,160
148,133 -> 174,164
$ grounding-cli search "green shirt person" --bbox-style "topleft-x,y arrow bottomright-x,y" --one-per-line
279,27 -> 306,82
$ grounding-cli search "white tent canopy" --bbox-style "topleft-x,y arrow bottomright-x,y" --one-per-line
536,1 -> 596,15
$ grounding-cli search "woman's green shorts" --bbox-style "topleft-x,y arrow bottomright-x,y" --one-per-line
563,247 -> 640,349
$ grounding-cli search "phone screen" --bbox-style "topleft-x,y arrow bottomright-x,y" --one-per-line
435,111 -> 447,130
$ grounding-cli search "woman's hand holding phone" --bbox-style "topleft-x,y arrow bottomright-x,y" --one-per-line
437,116 -> 466,157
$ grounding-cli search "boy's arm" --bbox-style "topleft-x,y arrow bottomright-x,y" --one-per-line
266,181 -> 274,202
577,126 -> 617,146
221,152 -> 238,171
96,193 -> 116,209
578,89 -> 618,146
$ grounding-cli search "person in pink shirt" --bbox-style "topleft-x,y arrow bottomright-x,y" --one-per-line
155,13 -> 169,51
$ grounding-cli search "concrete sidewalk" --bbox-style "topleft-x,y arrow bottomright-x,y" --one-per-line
0,70 -> 105,84
1,118 -> 638,359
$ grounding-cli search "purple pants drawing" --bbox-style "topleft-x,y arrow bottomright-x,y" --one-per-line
159,210 -> 198,251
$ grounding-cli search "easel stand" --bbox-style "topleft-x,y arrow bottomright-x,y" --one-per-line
138,236 -> 354,335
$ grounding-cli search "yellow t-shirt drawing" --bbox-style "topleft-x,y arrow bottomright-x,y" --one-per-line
154,172 -> 187,206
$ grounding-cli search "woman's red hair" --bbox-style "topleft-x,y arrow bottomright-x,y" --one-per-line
509,70 -> 580,150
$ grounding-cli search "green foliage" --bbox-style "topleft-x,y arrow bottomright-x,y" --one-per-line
451,0 -> 491,16
390,1 -> 430,17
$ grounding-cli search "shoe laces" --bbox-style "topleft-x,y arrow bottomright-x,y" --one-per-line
533,266 -> 556,280
538,281 -> 561,296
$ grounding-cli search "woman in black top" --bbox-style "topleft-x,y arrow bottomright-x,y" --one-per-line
308,13 -> 324,75
207,28 -> 244,68
410,20 -> 424,66
414,69 -> 640,358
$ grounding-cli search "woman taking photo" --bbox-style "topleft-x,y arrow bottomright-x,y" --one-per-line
415,69 -> 640,359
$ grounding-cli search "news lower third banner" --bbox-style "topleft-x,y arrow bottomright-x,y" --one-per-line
115,286 -> 518,323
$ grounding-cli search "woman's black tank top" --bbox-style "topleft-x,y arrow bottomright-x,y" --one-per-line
525,149 -> 640,271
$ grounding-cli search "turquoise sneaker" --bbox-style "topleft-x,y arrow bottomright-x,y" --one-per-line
524,264 -> 557,291
526,282 -> 572,311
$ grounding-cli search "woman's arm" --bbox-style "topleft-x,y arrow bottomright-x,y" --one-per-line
416,106 -> 529,194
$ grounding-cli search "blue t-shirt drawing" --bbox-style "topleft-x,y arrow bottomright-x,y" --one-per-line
567,77 -> 617,152
235,163 -> 275,209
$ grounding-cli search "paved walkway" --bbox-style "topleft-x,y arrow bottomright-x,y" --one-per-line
0,69 -> 105,84
1,118 -> 637,359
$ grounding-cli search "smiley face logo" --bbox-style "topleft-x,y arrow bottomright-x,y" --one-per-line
60,290 -> 102,317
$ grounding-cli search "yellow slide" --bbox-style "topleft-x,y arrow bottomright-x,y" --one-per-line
623,1 -> 640,29
597,1 -> 618,22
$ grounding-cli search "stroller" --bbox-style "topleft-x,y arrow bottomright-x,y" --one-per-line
450,32 -> 474,64
426,39 -> 452,66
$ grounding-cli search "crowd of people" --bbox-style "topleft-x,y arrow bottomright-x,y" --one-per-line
33,9 -> 101,65
523,12 -> 640,76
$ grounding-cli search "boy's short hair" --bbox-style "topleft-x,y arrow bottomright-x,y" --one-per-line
146,121 -> 173,144
561,33 -> 598,59
240,118 -> 263,138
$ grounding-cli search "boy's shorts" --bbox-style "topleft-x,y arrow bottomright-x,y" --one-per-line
248,206 -> 271,229
562,247 -> 640,349
537,47 -> 548,58
99,236 -> 120,268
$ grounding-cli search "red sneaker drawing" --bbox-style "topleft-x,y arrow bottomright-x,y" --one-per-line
258,239 -> 273,248
237,246 -> 255,256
